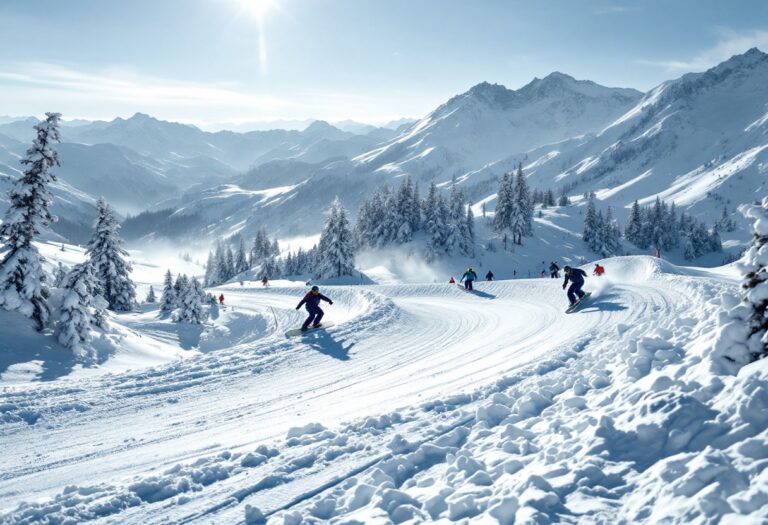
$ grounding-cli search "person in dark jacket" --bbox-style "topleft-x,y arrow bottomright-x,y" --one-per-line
296,285 -> 333,331
486,270 -> 494,281
562,266 -> 587,306
461,267 -> 478,290
549,261 -> 560,279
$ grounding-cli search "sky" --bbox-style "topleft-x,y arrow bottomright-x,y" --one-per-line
1,0 -> 767,129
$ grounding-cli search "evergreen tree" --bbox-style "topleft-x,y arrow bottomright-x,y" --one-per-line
510,165 -> 533,244
160,270 -> 176,313
57,261 -> 105,360
465,206 -> 476,257
204,250 -> 216,287
54,262 -> 68,288
175,277 -> 207,324
270,239 -> 280,257
492,171 -> 515,241
224,247 -> 235,280
316,198 -> 356,278
582,194 -> 599,247
87,198 -> 136,312
145,285 -> 156,303
0,113 -> 61,330
625,200 -> 643,245
174,273 -> 189,296
262,256 -> 281,279
742,197 -> 768,359
235,239 -> 249,274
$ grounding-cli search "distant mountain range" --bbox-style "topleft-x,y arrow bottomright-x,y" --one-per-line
1,48 -> 765,257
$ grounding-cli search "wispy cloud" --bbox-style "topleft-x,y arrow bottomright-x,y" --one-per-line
0,62 -> 410,123
639,29 -> 768,72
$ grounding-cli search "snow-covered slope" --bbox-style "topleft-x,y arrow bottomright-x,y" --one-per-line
355,74 -> 642,180
1,256 -> 765,523
467,48 -> 768,230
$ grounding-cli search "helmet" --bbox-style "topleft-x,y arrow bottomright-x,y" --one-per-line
468,267 -> 474,271
311,285 -> 319,292
563,265 -> 572,271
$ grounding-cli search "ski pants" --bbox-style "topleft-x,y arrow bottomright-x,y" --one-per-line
464,279 -> 474,291
567,282 -> 586,305
551,271 -> 559,279
302,305 -> 324,329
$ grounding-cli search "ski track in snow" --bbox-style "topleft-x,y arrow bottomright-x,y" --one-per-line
1,257 -> 764,524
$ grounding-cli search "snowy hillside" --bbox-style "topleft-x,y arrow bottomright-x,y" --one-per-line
355,74 -> 642,180
1,255 -> 766,523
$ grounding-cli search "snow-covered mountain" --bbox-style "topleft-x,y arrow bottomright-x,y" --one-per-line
354,74 -> 642,180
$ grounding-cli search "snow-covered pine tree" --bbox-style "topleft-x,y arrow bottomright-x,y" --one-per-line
235,239 -> 249,274
175,277 -> 208,324
465,206 -> 476,257
262,256 -> 281,279
395,177 -> 416,244
625,200 -> 643,246
204,250 -> 216,287
87,198 -> 137,312
57,261 -> 104,360
145,285 -> 156,303
224,247 -> 235,280
271,239 -> 280,257
710,197 -> 768,373
510,165 -> 533,244
492,171 -> 515,242
174,273 -> 189,296
446,180 -> 469,254
160,270 -> 176,313
582,194 -> 599,248
604,207 -> 622,255
0,113 -> 61,330
54,262 -> 68,288
316,198 -> 355,278
709,225 -> 723,253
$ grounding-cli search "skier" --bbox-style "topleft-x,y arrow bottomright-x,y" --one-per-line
296,285 -> 333,332
593,264 -> 605,277
549,261 -> 560,279
261,277 -> 269,286
562,266 -> 587,307
218,293 -> 225,305
461,267 -> 478,291
449,277 -> 456,284
486,270 -> 494,281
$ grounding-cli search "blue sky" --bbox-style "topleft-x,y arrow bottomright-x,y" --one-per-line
1,0 -> 767,127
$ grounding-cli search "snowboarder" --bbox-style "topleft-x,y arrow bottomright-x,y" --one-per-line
449,277 -> 456,284
296,285 -> 333,332
461,267 -> 478,291
261,277 -> 269,286
549,261 -> 560,279
486,270 -> 494,281
218,293 -> 225,305
593,264 -> 605,277
562,266 -> 587,307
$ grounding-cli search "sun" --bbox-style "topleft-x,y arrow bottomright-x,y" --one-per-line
239,0 -> 276,22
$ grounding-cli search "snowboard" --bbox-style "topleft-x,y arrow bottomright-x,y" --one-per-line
285,321 -> 335,338
456,283 -> 476,293
565,292 -> 592,314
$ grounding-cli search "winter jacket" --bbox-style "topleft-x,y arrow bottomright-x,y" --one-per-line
549,263 -> 560,272
486,271 -> 494,280
563,268 -> 587,287
297,292 -> 332,310
462,270 -> 478,282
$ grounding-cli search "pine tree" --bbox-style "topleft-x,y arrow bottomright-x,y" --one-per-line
175,277 -> 208,324
316,198 -> 356,278
87,198 -> 136,312
54,262 -> 68,288
262,256 -> 281,279
204,251 -> 216,287
625,200 -> 643,245
510,165 -> 533,244
492,171 -> 515,241
145,285 -> 156,303
235,239 -> 249,274
465,206 -> 476,257
57,261 -> 105,360
160,270 -> 176,313
742,197 -> 768,359
0,113 -> 61,330
224,247 -> 235,280
583,194 -> 599,248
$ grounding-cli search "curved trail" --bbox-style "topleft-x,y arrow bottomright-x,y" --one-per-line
0,258 -> 726,523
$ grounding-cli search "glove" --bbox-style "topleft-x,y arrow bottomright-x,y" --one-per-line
329,301 -> 334,305
562,284 -> 566,290
295,306 -> 300,310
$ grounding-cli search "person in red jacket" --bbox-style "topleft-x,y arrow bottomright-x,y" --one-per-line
218,293 -> 225,305
593,264 -> 605,276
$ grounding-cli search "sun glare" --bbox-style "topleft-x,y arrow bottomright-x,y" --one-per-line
240,0 -> 276,21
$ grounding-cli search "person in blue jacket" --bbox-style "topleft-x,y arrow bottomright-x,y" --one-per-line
296,285 -> 333,331
461,267 -> 478,290
562,266 -> 587,306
